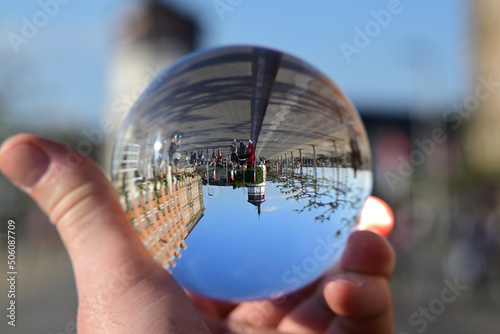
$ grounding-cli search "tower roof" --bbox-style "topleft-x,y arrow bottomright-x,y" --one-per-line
123,0 -> 198,48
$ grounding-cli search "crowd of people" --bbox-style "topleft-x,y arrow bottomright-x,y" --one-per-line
230,139 -> 255,166
184,139 -> 266,169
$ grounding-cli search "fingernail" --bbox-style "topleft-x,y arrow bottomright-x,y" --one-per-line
0,143 -> 50,189
329,274 -> 365,288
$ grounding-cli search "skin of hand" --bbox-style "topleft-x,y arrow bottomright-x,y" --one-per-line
0,134 -> 395,334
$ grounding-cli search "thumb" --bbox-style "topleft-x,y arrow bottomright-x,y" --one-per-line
0,134 -> 207,332
0,134 -> 158,284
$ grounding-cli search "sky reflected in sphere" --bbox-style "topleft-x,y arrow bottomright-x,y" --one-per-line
111,45 -> 372,302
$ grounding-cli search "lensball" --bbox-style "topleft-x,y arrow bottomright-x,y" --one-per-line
111,45 -> 372,302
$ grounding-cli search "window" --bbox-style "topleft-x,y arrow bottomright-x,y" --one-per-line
142,239 -> 150,251
170,218 -> 174,228
160,204 -> 165,216
164,221 -> 170,232
154,230 -> 160,242
172,198 -> 175,209
140,215 -> 148,229
147,211 -> 154,225
133,218 -> 141,233
154,207 -> 160,220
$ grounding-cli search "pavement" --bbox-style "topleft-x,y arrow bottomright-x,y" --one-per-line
123,46 -> 370,166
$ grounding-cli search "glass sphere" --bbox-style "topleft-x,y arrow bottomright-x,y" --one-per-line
111,45 -> 372,302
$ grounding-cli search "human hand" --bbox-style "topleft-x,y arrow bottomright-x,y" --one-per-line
189,197 -> 395,334
0,134 -> 395,333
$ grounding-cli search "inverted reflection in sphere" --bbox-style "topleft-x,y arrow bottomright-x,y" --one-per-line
111,46 -> 372,302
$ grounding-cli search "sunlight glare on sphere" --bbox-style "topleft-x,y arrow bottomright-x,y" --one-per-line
111,45 -> 372,302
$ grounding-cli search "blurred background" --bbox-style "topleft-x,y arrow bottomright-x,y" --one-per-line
0,0 -> 499,333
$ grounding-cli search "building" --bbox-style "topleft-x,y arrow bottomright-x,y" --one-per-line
115,144 -> 205,269
466,0 -> 500,175
103,0 -> 198,172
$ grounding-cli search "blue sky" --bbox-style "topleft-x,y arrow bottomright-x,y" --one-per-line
0,0 -> 471,130
171,167 -> 369,301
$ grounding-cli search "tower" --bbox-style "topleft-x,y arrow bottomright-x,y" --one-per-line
103,0 -> 198,172
465,0 -> 500,176
247,183 -> 266,215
